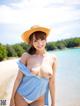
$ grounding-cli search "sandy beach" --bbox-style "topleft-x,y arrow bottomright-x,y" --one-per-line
0,59 -> 19,106
0,48 -> 80,106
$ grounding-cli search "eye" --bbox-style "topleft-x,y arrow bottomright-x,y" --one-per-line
33,39 -> 37,42
41,38 -> 44,40
42,39 -> 46,42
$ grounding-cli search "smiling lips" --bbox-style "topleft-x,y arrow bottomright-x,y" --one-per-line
37,45 -> 43,48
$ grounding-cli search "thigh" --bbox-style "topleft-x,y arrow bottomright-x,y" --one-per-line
14,92 -> 28,106
30,95 -> 45,106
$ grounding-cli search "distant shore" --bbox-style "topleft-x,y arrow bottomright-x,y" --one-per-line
74,46 -> 80,48
1,46 -> 80,62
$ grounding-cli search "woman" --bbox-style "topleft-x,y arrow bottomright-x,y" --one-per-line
10,25 -> 57,106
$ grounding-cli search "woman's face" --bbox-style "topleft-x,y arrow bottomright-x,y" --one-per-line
32,35 -> 46,51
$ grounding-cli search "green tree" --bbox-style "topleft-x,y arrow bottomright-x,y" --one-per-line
73,38 -> 80,46
0,44 -> 7,61
13,44 -> 25,57
46,42 -> 57,50
20,43 -> 29,51
56,41 -> 65,49
6,44 -> 17,57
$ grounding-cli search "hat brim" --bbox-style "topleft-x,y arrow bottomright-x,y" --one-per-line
21,26 -> 50,43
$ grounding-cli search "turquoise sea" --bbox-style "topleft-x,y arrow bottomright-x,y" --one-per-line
1,48 -> 79,106
49,48 -> 80,106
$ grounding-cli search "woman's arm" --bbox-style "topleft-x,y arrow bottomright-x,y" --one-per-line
10,71 -> 24,106
10,53 -> 29,106
49,56 -> 58,106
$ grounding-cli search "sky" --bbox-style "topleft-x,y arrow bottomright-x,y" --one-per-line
0,0 -> 80,44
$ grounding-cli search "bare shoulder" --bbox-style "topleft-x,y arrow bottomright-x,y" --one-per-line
49,53 -> 58,65
49,53 -> 58,74
47,52 -> 57,61
52,54 -> 57,62
20,52 -> 30,65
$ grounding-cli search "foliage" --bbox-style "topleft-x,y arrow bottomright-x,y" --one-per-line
19,43 -> 29,51
47,37 -> 80,50
12,44 -> 25,57
0,44 -> 7,61
6,44 -> 17,57
0,37 -> 80,61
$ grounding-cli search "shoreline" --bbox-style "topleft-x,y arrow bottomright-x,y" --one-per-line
0,48 -> 80,106
1,46 -> 80,62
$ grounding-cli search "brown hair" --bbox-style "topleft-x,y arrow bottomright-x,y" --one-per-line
27,31 -> 46,55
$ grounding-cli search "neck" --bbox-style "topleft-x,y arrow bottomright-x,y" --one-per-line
35,49 -> 46,56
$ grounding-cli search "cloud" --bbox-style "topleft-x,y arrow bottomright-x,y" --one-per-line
0,0 -> 80,44
0,0 -> 80,25
0,0 -> 22,5
1,0 -> 80,8
0,5 -> 80,25
2,0 -> 64,8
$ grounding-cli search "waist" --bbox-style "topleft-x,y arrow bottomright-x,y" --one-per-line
17,76 -> 49,102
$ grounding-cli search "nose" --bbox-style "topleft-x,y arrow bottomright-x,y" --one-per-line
37,39 -> 42,45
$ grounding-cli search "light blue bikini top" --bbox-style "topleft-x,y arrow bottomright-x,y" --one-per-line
16,60 -> 49,106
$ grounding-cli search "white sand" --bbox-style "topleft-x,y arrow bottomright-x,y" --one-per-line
1,58 -> 80,106
0,59 -> 19,106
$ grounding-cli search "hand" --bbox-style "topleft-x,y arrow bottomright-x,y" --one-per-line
9,97 -> 15,106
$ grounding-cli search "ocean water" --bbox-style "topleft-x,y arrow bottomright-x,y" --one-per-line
49,48 -> 80,106
1,48 -> 80,106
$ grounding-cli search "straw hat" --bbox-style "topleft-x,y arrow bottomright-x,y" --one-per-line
21,25 -> 50,43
